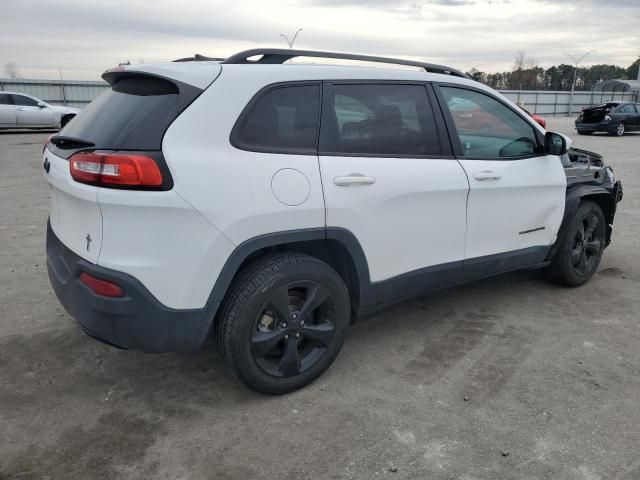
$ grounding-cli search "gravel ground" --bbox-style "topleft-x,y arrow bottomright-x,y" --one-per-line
1,117 -> 639,480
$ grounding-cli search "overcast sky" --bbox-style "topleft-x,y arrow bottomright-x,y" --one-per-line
1,0 -> 638,80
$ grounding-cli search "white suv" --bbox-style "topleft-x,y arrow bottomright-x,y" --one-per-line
44,49 -> 622,393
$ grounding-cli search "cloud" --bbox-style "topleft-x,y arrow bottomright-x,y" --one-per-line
0,0 -> 637,80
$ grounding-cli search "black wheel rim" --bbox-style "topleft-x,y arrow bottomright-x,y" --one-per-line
571,212 -> 602,276
250,281 -> 336,378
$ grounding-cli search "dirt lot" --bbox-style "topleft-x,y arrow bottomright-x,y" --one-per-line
1,117 -> 639,480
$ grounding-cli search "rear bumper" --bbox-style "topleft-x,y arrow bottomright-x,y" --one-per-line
46,221 -> 219,352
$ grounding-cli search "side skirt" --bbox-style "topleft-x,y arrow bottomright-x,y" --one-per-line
358,246 -> 550,317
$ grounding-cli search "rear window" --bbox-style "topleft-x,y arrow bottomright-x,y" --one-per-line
60,76 -> 193,151
232,84 -> 321,153
0,93 -> 12,105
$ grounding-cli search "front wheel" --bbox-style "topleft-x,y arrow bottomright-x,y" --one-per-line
544,201 -> 606,287
217,253 -> 350,394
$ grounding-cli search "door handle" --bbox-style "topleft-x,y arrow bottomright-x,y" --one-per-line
473,171 -> 501,181
16,108 -> 24,111
333,174 -> 376,187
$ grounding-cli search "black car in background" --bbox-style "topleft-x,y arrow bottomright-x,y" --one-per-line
575,101 -> 640,136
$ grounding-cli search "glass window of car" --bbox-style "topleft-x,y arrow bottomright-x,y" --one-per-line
235,84 -> 320,152
321,84 -> 442,156
441,86 -> 538,158
11,95 -> 39,107
620,104 -> 637,114
0,93 -> 13,105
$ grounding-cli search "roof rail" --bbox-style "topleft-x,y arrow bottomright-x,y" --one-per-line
221,48 -> 468,78
173,54 -> 225,62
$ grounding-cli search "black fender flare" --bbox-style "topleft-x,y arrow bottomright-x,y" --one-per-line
546,184 -> 619,261
207,227 -> 375,311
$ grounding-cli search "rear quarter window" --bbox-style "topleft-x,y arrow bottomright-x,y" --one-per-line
232,84 -> 321,154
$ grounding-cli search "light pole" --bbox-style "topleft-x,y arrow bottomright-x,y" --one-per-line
564,50 -> 595,116
280,29 -> 303,49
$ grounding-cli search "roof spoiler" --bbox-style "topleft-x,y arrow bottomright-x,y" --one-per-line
173,48 -> 468,78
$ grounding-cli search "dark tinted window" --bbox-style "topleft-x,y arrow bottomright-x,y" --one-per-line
235,84 -> 320,152
321,84 -> 442,156
620,104 -> 637,114
441,87 -> 537,158
0,94 -> 13,105
11,95 -> 39,107
60,76 -> 185,150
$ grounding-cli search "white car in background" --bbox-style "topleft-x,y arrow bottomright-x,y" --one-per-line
0,91 -> 80,130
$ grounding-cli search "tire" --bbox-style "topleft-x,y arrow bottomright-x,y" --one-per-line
60,115 -> 74,129
217,253 -> 350,394
609,122 -> 625,136
544,201 -> 606,287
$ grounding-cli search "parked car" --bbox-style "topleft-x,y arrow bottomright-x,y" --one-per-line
0,91 -> 79,130
575,101 -> 640,136
517,104 -> 546,129
43,49 -> 623,394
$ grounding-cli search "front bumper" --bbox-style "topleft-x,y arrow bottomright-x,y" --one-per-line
46,222 -> 219,352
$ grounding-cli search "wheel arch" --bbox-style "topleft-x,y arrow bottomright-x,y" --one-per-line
547,185 -> 617,261
208,228 -> 374,323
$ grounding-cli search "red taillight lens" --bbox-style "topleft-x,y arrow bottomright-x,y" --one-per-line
70,152 -> 163,188
79,272 -> 124,297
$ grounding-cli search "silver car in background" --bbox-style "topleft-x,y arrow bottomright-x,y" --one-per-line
0,91 -> 80,130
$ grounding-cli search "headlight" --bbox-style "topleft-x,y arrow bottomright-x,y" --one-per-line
604,115 -> 612,121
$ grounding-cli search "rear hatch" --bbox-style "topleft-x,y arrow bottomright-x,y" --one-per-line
44,66 -> 213,263
580,103 -> 617,123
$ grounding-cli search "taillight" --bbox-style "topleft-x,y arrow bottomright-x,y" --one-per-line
69,152 -> 163,188
79,272 -> 124,297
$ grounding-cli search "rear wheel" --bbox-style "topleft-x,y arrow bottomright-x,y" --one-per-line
610,122 -> 625,136
217,253 -> 350,394
544,201 -> 606,287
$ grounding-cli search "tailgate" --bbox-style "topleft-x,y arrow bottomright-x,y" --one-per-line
44,149 -> 102,263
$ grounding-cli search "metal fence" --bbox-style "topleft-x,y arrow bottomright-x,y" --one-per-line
499,89 -> 638,116
0,78 -> 108,109
1,77 -> 638,116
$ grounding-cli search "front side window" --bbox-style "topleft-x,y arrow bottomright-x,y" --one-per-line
321,84 -> 442,156
11,95 -> 39,107
234,84 -> 320,152
441,87 -> 538,158
620,104 -> 637,114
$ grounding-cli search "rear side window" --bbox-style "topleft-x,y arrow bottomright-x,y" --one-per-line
11,95 -> 39,107
233,84 -> 320,153
320,84 -> 442,156
620,104 -> 637,114
0,93 -> 13,105
60,75 -> 194,151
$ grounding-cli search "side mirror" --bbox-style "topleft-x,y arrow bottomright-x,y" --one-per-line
37,102 -> 46,108
544,131 -> 567,156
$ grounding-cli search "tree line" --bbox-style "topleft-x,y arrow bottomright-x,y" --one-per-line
467,52 -> 640,91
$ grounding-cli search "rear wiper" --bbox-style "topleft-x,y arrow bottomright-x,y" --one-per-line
50,135 -> 95,148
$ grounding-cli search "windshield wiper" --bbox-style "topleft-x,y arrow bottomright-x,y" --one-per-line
50,135 -> 95,148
